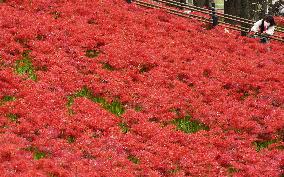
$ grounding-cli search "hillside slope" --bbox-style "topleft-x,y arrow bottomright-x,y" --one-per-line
0,0 -> 283,176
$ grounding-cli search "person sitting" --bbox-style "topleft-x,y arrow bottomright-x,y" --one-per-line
249,15 -> 277,43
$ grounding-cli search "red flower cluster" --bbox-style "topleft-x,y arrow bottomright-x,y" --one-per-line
0,0 -> 283,176
275,16 -> 284,27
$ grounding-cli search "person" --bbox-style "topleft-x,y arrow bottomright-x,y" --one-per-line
249,15 -> 277,43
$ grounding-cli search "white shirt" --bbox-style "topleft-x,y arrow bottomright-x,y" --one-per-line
250,19 -> 275,35
280,5 -> 284,14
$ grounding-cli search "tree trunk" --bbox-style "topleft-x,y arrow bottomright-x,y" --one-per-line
240,0 -> 250,36
224,0 -> 242,24
193,0 -> 209,7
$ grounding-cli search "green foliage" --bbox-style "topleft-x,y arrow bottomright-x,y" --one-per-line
82,150 -> 96,159
172,115 -> 209,133
67,135 -> 76,143
102,62 -> 115,71
85,49 -> 100,58
118,122 -> 129,134
139,64 -> 151,73
15,50 -> 37,81
67,86 -> 124,117
170,108 -> 181,116
134,105 -> 142,112
240,91 -> 250,100
227,166 -> 239,177
24,146 -> 46,160
0,95 -> 16,106
2,95 -> 16,102
34,151 -> 46,160
15,38 -> 29,48
104,100 -> 124,117
168,165 -> 181,174
74,86 -> 93,98
253,139 -> 278,152
6,113 -> 19,122
66,86 -> 93,115
127,155 -> 139,164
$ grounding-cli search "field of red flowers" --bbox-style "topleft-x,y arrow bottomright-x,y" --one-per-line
0,0 -> 283,176
276,16 -> 284,27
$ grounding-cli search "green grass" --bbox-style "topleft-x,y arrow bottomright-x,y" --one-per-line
118,122 -> 130,134
85,49 -> 100,58
253,139 -> 278,152
15,50 -> 37,81
34,151 -> 46,160
139,64 -> 151,73
67,87 -> 126,134
227,166 -> 239,177
168,165 -> 181,174
127,155 -> 139,164
134,105 -> 143,112
82,150 -> 96,159
0,95 -> 16,106
105,100 -> 124,116
2,95 -> 16,102
6,113 -> 19,122
172,115 -> 209,133
24,146 -> 46,160
67,86 -> 125,116
102,62 -> 115,71
67,135 -> 76,143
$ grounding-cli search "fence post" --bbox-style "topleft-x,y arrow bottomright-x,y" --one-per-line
211,1 -> 218,27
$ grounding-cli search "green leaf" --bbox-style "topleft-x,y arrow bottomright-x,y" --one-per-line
134,105 -> 142,112
24,146 -> 47,160
74,86 -> 91,97
127,155 -> 139,164
67,135 -> 76,143
2,95 -> 16,102
2,96 -> 16,102
118,122 -> 129,134
102,62 -> 115,71
6,113 -> 19,122
82,150 -> 96,159
172,115 -> 209,133
107,100 -> 125,117
227,166 -> 239,177
15,51 -> 37,81
85,49 -> 100,58
67,86 -> 125,117
253,139 -> 278,152
0,95 -> 16,106
34,151 -> 46,160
